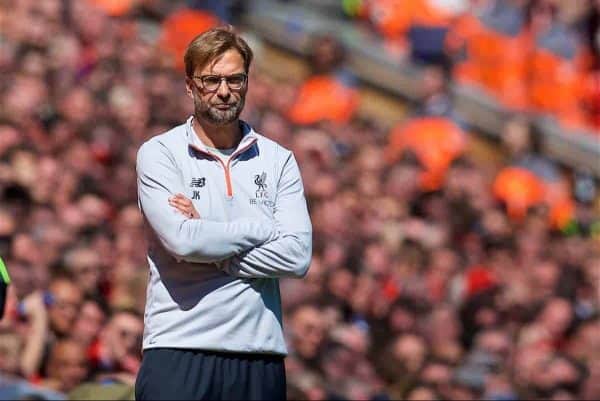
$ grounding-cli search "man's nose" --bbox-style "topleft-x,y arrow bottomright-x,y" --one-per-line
216,79 -> 231,99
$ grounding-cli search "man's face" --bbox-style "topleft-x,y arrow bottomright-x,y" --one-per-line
48,341 -> 88,392
106,313 -> 143,360
541,298 -> 573,338
186,49 -> 247,126
67,248 -> 101,294
393,334 -> 427,374
291,306 -> 325,360
73,301 -> 106,346
48,280 -> 83,337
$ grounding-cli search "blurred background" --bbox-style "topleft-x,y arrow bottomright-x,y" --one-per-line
0,0 -> 599,400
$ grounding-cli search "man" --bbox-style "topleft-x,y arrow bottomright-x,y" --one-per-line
89,308 -> 143,383
288,303 -> 326,371
47,275 -> 83,339
72,297 -> 108,347
135,26 -> 312,400
41,339 -> 89,394
63,246 -> 102,297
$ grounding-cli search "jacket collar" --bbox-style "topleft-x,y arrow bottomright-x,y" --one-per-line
185,116 -> 258,157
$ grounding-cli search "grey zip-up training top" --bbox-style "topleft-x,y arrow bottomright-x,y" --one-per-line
136,116 -> 312,355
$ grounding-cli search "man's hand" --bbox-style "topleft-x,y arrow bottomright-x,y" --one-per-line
168,193 -> 200,219
19,291 -> 49,378
21,291 -> 49,321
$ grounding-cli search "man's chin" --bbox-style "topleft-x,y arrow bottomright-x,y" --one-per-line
204,111 -> 241,126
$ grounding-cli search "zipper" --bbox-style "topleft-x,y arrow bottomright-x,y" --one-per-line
190,138 -> 257,197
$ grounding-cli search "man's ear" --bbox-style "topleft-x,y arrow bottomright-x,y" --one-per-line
185,78 -> 194,99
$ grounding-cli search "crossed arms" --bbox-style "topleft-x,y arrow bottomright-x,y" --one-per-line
136,140 -> 312,279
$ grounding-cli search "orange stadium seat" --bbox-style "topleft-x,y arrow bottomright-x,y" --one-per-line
549,198 -> 576,231
366,0 -> 454,38
493,166 -> 576,229
366,0 -> 415,38
465,27 -> 528,110
385,117 -> 467,191
543,178 -> 576,230
493,167 -> 545,221
528,48 -> 586,125
446,12 -> 485,84
584,70 -> 600,130
287,75 -> 360,125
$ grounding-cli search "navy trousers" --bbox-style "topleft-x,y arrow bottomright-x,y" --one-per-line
135,348 -> 286,400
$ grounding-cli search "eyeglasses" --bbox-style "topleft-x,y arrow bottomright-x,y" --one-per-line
192,73 -> 247,92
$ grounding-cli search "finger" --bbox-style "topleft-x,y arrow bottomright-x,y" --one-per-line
168,200 -> 189,210
172,204 -> 192,213
171,197 -> 192,208
181,209 -> 194,218
171,205 -> 188,213
173,207 -> 193,217
169,198 -> 188,208
168,198 -> 197,218
172,197 -> 191,206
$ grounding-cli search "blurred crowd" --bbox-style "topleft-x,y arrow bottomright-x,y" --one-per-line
0,0 -> 599,400
346,0 -> 600,132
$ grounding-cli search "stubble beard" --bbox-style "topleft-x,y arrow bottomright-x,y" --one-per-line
195,96 -> 245,126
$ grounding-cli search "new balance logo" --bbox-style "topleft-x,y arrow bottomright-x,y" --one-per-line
190,177 -> 206,188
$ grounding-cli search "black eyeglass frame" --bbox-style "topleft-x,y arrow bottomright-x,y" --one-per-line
191,73 -> 248,92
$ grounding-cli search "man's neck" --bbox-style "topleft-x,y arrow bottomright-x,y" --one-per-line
192,116 -> 242,149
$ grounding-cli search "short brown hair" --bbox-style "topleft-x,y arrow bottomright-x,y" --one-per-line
184,26 -> 253,78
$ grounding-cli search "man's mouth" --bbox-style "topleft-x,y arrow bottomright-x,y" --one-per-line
213,104 -> 234,110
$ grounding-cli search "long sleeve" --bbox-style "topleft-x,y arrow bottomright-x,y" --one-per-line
136,140 -> 275,263
220,152 -> 312,279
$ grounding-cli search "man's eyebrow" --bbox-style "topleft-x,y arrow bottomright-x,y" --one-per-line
199,72 -> 246,76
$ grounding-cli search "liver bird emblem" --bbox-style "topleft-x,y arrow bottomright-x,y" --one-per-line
254,172 -> 267,191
